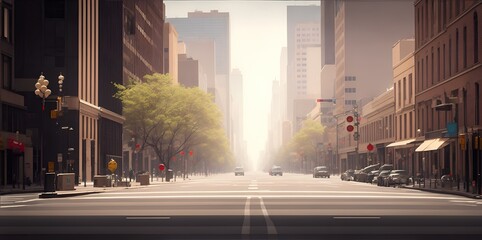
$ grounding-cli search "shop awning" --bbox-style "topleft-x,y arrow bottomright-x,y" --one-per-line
415,138 -> 450,152
423,138 -> 450,151
386,138 -> 417,147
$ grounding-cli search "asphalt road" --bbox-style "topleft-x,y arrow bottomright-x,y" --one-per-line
1,172 -> 482,239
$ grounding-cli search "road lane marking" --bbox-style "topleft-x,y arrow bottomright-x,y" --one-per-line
242,197 -> 251,234
259,197 -> 277,235
15,199 -> 41,203
126,216 -> 171,220
333,216 -> 381,220
0,205 -> 26,208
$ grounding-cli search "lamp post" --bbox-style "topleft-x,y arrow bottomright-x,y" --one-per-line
34,73 -> 52,185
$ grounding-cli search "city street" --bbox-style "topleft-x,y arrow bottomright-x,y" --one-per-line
1,172 -> 482,239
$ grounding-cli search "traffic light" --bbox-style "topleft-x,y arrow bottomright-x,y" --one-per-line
346,115 -> 354,132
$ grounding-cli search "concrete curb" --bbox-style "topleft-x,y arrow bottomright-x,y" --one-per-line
402,185 -> 481,199
0,189 -> 44,195
39,191 -> 103,198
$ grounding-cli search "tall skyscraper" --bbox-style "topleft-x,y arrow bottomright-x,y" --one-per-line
287,5 -> 321,134
168,11 -> 231,140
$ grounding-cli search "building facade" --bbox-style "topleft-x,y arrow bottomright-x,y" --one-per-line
10,0 -> 164,186
414,0 -> 482,193
386,39 -> 417,176
287,5 -> 320,135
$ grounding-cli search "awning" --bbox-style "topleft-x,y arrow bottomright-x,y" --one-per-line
386,138 -> 417,147
424,138 -> 450,151
415,138 -> 450,152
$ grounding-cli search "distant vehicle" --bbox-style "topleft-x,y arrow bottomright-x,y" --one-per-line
386,170 -> 410,186
376,170 -> 392,186
341,169 -> 355,181
234,167 -> 244,176
269,166 -> 283,176
313,166 -> 330,178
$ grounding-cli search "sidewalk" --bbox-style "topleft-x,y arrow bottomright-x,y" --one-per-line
0,176 -> 181,198
402,180 -> 481,199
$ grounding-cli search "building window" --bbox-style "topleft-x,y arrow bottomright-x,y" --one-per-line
1,54 -> 12,90
442,0 -> 446,28
408,73 -> 413,103
475,83 -> 480,125
474,12 -> 479,63
421,59 -> 424,90
1,3 -> 11,42
463,26 -> 467,68
403,77 -> 406,103
398,80 -> 401,107
456,29 -> 459,72
437,47 -> 440,82
443,44 -> 446,79
449,38 -> 452,76
431,48 -> 434,85
409,111 -> 413,138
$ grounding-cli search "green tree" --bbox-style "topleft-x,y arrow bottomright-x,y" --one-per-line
274,119 -> 325,172
114,73 -> 232,176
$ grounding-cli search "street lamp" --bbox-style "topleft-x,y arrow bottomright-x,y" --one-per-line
34,73 -> 52,111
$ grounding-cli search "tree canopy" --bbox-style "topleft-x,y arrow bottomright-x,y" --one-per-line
114,73 -> 233,172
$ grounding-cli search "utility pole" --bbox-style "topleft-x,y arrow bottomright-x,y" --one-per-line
353,104 -> 360,170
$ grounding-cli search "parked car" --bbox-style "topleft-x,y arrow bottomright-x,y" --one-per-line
376,170 -> 392,186
367,164 -> 394,183
386,170 -> 410,186
234,167 -> 244,176
354,163 -> 380,182
269,166 -> 283,176
313,166 -> 330,178
341,169 -> 355,181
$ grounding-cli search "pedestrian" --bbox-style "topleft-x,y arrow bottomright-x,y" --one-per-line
129,169 -> 134,182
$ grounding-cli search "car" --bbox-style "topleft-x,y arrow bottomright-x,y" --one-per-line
386,170 -> 410,186
313,166 -> 330,178
376,170 -> 392,186
367,164 -> 394,183
354,163 -> 380,182
234,167 -> 244,176
341,169 -> 355,181
269,166 -> 283,176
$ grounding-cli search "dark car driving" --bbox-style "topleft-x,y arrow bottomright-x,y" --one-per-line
313,166 -> 330,178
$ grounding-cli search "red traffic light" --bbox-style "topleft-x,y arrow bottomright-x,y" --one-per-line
159,164 -> 165,171
180,151 -> 185,156
346,116 -> 354,123
367,143 -> 374,151
189,150 -> 193,156
346,125 -> 354,132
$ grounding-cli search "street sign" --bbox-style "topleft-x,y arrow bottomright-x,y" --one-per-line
108,159 -> 117,173
159,164 -> 165,171
57,153 -> 63,163
347,125 -> 354,132
367,143 -> 374,151
48,162 -> 55,172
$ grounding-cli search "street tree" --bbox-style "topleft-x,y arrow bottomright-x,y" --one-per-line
114,73 -> 232,176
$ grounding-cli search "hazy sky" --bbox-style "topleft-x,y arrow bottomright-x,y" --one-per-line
165,1 -> 319,167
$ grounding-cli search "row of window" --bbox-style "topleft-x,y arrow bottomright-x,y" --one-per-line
360,115 -> 394,143
417,84 -> 480,136
344,76 -> 356,81
395,73 -> 413,107
395,111 -> 414,140
417,0 -> 468,46
345,87 -> 356,93
345,99 -> 356,105
417,12 -> 479,93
